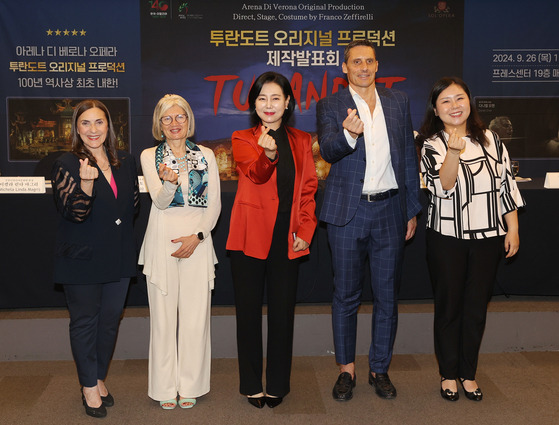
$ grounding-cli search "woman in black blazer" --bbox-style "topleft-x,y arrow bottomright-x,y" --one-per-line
52,99 -> 139,419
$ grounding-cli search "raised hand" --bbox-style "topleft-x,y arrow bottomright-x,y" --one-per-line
343,108 -> 364,139
258,125 -> 278,160
158,163 -> 179,184
79,158 -> 99,181
79,158 -> 98,196
447,128 -> 466,155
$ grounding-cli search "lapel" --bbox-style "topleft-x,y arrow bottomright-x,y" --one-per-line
95,164 -> 113,195
339,86 -> 358,113
337,87 -> 366,160
96,161 -> 124,210
285,126 -> 304,185
377,87 -> 401,169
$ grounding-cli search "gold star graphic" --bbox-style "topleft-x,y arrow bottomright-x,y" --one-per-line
72,29 -> 78,36
46,29 -> 53,36
63,29 -> 70,36
80,29 -> 86,36
55,29 -> 61,36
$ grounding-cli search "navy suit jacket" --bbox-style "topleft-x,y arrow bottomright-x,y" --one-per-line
317,85 -> 422,227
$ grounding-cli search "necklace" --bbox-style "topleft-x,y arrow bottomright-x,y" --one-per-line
98,162 -> 111,172
175,151 -> 188,169
95,155 -> 111,171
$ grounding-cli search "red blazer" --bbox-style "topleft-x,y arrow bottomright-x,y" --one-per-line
226,125 -> 318,260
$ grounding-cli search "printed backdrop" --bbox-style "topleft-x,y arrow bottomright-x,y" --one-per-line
1,0 -> 558,179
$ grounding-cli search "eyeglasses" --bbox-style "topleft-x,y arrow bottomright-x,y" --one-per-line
160,114 -> 187,125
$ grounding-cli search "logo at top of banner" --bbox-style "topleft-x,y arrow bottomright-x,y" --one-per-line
147,1 -> 203,20
178,1 -> 203,20
429,1 -> 456,18
148,0 -> 169,18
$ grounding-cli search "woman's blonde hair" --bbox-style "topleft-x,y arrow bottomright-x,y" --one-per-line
152,94 -> 195,141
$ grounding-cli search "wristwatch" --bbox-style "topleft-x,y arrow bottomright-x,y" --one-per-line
197,232 -> 204,241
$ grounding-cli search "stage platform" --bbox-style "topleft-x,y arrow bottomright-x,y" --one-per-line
2,296 -> 558,361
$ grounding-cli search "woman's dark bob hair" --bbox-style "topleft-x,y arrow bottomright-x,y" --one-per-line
71,99 -> 121,167
416,76 -> 488,147
248,71 -> 296,127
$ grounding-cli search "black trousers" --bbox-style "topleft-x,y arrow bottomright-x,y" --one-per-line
231,212 -> 300,397
64,278 -> 130,387
426,229 -> 503,380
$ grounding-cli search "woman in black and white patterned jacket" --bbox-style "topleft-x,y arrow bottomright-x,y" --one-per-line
416,77 -> 524,403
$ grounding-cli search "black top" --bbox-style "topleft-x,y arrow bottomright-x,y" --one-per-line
51,151 -> 139,284
270,126 -> 295,213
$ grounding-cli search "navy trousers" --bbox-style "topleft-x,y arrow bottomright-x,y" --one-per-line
328,194 -> 405,373
64,278 -> 130,387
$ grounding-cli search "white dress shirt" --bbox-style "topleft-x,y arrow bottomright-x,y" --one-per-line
344,86 -> 397,194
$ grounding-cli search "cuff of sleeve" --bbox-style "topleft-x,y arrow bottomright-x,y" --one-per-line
441,185 -> 456,198
76,186 -> 96,199
163,179 -> 179,191
343,129 -> 358,149
262,150 -> 279,164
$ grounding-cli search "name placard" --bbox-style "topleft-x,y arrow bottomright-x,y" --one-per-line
138,176 -> 148,193
0,177 -> 46,194
544,172 -> 559,189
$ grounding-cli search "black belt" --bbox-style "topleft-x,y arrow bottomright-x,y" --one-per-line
360,189 -> 398,202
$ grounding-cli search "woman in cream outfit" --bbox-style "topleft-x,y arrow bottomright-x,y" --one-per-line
139,94 -> 221,409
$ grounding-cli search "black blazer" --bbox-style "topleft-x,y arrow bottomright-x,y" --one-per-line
52,151 -> 139,284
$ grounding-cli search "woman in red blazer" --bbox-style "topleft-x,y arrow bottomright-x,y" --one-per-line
226,72 -> 318,408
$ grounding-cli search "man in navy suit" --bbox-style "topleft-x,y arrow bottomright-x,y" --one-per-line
317,40 -> 422,401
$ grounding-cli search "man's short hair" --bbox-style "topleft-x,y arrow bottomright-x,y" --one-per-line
344,40 -> 377,63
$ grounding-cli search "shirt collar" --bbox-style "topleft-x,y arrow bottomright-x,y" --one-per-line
348,85 -> 379,103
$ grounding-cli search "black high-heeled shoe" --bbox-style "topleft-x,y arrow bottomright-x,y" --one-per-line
81,389 -> 107,418
247,396 -> 266,409
440,377 -> 459,402
101,392 -> 114,407
265,396 -> 283,408
459,378 -> 483,401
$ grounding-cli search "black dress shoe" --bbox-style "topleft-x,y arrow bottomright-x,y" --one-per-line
81,390 -> 107,418
101,392 -> 114,407
440,378 -> 459,402
332,372 -> 356,401
247,396 -> 266,409
460,378 -> 483,401
265,396 -> 283,408
369,372 -> 397,399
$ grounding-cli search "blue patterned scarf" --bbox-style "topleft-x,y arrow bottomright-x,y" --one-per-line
155,139 -> 208,208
